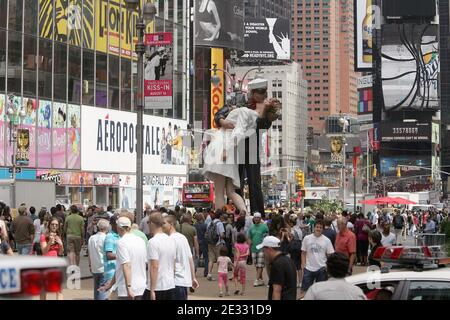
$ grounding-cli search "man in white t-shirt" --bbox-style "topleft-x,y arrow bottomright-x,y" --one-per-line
371,210 -> 379,226
145,212 -> 177,300
299,220 -> 335,299
163,215 -> 199,300
381,222 -> 396,247
88,219 -> 109,300
99,217 -> 147,300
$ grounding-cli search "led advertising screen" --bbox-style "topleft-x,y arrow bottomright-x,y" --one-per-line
381,24 -> 439,111
354,0 -> 375,71
380,155 -> 431,177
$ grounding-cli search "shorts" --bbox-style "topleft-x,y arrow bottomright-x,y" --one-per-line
251,251 -> 265,268
208,244 -> 221,263
233,261 -> 247,284
67,236 -> 82,255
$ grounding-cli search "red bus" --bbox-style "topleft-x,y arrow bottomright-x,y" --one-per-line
182,182 -> 215,209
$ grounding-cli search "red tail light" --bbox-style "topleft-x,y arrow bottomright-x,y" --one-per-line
373,247 -> 386,259
21,271 -> 43,296
43,269 -> 63,293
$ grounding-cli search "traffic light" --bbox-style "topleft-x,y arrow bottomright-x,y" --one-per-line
397,166 -> 401,178
295,170 -> 305,189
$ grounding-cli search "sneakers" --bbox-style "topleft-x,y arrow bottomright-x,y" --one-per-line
219,292 -> 223,297
253,279 -> 265,287
207,274 -> 213,281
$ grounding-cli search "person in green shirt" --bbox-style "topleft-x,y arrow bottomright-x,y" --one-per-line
247,212 -> 269,287
64,205 -> 85,266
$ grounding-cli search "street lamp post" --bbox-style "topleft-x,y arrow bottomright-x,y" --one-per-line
125,0 -> 156,224
6,94 -> 26,208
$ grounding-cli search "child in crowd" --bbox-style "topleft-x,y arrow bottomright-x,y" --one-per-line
233,233 -> 249,295
217,246 -> 233,297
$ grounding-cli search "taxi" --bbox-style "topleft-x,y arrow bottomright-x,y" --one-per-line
0,255 -> 67,299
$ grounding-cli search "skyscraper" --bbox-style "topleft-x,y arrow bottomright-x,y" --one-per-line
292,0 -> 358,135
244,0 -> 292,19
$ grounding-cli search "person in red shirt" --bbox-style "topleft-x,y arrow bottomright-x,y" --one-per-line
335,218 -> 356,275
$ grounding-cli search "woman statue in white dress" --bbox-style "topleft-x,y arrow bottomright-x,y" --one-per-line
203,99 -> 281,214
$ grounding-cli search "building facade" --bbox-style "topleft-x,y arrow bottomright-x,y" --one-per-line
0,0 -> 190,209
292,0 -> 358,135
244,0 -> 292,19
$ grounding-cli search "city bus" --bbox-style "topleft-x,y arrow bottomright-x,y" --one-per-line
182,182 -> 215,209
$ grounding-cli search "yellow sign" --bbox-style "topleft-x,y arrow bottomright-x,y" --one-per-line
96,0 -> 155,59
210,48 -> 224,129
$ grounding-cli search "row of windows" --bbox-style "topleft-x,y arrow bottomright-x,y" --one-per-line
307,107 -> 329,112
300,58 -> 329,63
305,72 -> 330,76
305,65 -> 329,70
302,16 -> 329,21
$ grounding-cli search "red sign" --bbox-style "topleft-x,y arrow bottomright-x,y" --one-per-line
145,32 -> 173,46
144,80 -> 172,97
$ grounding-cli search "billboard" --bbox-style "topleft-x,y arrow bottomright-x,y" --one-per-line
0,95 -> 5,166
381,24 -> 439,111
211,48 -> 224,129
357,75 -> 373,117
81,105 -> 188,175
242,18 -> 291,60
380,155 -> 431,176
354,0 -> 375,71
195,0 -> 244,50
37,100 -> 52,168
380,122 -> 431,142
16,129 -> 30,166
52,102 -> 67,169
144,33 -> 173,109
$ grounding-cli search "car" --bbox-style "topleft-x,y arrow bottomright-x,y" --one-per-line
0,255 -> 67,299
346,268 -> 450,300
345,245 -> 450,300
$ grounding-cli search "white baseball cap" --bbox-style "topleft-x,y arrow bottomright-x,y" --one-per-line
253,212 -> 262,218
117,217 -> 131,228
256,236 -> 280,250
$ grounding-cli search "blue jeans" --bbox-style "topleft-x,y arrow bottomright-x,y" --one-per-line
16,244 -> 32,255
174,286 -> 188,300
301,267 -> 327,292
93,273 -> 108,300
199,241 -> 209,276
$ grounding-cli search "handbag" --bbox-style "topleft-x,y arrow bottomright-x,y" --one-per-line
362,223 -> 371,233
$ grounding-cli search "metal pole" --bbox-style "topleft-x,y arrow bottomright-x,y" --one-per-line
343,140 -> 346,205
366,130 -> 370,194
354,168 -> 356,214
135,16 -> 146,225
11,130 -> 16,209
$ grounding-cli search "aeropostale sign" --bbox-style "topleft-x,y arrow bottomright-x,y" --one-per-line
81,105 -> 187,175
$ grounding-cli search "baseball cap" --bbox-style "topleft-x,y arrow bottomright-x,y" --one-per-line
256,236 -> 280,250
117,217 -> 131,228
253,212 -> 262,218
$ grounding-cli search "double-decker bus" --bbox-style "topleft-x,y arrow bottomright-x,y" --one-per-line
182,182 -> 214,209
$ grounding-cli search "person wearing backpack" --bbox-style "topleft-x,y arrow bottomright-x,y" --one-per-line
205,210 -> 225,281
221,212 -> 234,261
393,211 -> 404,245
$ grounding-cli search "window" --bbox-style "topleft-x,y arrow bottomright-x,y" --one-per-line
54,42 -> 67,102
96,53 -> 108,107
23,35 -> 37,96
7,31 -> 22,95
9,0 -> 23,32
68,46 -> 81,104
82,50 -> 95,106
109,55 -> 120,109
0,0 -> 7,29
408,282 -> 450,300
319,117 -> 325,120
38,38 -> 52,99
278,92 -> 282,98
0,29 -> 5,92
314,108 -> 320,111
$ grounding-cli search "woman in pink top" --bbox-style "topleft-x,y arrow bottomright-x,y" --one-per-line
39,217 -> 64,300
233,233 -> 249,295
217,246 -> 233,297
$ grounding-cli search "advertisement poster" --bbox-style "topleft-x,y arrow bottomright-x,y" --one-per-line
6,96 -> 21,166
52,102 -> 67,168
382,24 -> 439,110
144,32 -> 173,109
37,100 -> 52,168
380,156 -> 431,176
67,104 -> 81,169
242,18 -> 290,60
0,95 -> 5,166
21,98 -> 37,167
195,0 -> 244,50
354,0 -> 375,71
15,129 -> 30,166
81,105 -> 188,174
210,48 -> 224,129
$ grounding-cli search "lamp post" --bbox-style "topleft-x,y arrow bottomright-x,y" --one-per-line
125,0 -> 156,224
6,94 -> 26,208
338,116 -> 349,206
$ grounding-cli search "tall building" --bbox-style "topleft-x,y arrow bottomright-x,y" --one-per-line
292,0 -> 358,135
232,62 -> 308,185
244,0 -> 292,19
0,0 -> 190,208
